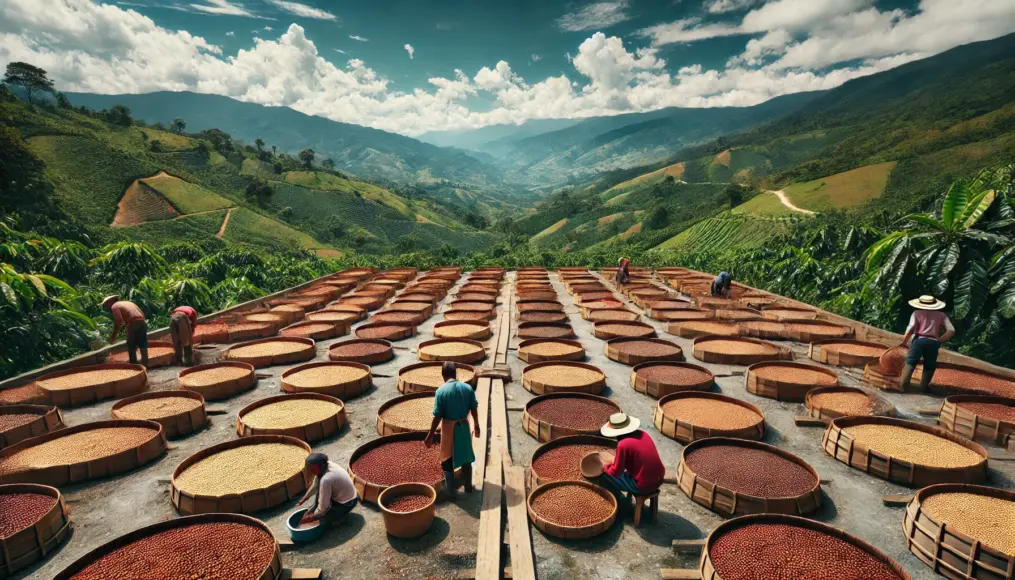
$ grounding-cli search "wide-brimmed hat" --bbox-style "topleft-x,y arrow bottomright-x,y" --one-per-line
101,295 -> 120,310
909,295 -> 946,311
601,412 -> 640,437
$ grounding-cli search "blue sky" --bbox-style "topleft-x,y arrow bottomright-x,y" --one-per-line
2,0 -> 1015,136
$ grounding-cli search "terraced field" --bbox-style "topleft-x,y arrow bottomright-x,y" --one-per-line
220,207 -> 327,251
142,172 -> 234,214
783,162 -> 897,211
657,213 -> 796,252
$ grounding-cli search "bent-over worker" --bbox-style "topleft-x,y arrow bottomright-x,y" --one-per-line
711,271 -> 732,298
598,413 -> 665,505
899,295 -> 955,392
169,305 -> 198,366
103,296 -> 148,367
616,257 -> 631,285
424,361 -> 480,499
297,453 -> 358,528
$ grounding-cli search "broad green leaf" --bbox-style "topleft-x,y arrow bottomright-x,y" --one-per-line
997,285 -> 1015,318
942,179 -> 970,229
954,256 -> 989,319
25,274 -> 47,297
961,189 -> 996,228
903,214 -> 947,232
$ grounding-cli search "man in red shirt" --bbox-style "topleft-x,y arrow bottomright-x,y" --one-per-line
598,413 -> 665,507
103,296 -> 148,367
170,305 -> 198,366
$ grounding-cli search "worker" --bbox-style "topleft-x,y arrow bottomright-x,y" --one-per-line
102,296 -> 148,367
899,295 -> 955,392
711,271 -> 732,298
424,361 -> 480,499
169,305 -> 198,366
297,453 -> 359,528
598,413 -> 665,507
615,257 -> 631,285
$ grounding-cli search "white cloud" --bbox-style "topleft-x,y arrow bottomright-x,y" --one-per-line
740,0 -> 871,34
404,43 -> 414,59
2,0 -> 1014,138
639,18 -> 741,45
333,48 -> 346,54
557,0 -> 631,32
530,54 -> 542,63
225,30 -> 235,36
349,35 -> 368,42
263,25 -> 272,31
705,0 -> 760,14
189,0 -> 252,17
264,0 -> 336,21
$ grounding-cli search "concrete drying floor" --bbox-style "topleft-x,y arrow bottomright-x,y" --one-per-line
17,269 -> 1015,580
504,272 -> 1015,580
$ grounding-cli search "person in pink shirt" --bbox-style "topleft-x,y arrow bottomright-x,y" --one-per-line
900,295 -> 955,392
103,295 -> 148,367
169,305 -> 198,366
598,413 -> 665,508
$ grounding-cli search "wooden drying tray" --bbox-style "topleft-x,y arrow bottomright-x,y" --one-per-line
527,480 -> 618,540
281,361 -> 372,399
348,432 -> 456,504
652,309 -> 714,323
279,320 -> 345,341
516,300 -> 564,313
783,320 -> 854,342
737,319 -> 790,340
0,404 -> 64,451
605,337 -> 684,366
370,310 -> 427,327
433,320 -> 493,341
668,320 -> 740,339
517,310 -> 569,324
526,434 -> 616,489
268,304 -> 308,326
237,392 -> 346,442
304,309 -> 357,330
111,390 -> 208,439
327,339 -> 394,365
106,340 -> 177,367
417,338 -> 488,364
631,362 -> 714,399
517,339 -> 586,364
822,416 -> 989,487
515,291 -> 557,302
221,337 -> 315,368
52,513 -> 285,580
809,339 -> 888,367
517,322 -> 576,340
804,385 -> 895,423
0,419 -> 167,486
388,300 -> 436,317
522,392 -> 621,442
34,363 -> 148,408
677,438 -> 822,517
696,514 -> 912,580
692,336 -> 792,366
654,392 -> 765,444
938,394 -> 1015,446
171,435 -> 311,515
355,322 -> 416,342
904,483 -> 1015,580
585,308 -> 640,323
745,361 -> 840,402
376,391 -> 436,436
0,483 -> 71,578
521,361 -> 606,396
445,308 -> 496,321
593,321 -> 656,340
712,308 -> 764,322
178,361 -> 256,401
397,362 -> 478,395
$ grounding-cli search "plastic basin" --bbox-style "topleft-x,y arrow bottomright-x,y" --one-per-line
286,508 -> 327,542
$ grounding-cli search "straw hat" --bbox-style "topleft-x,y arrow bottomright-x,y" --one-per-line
600,413 -> 640,437
909,295 -> 946,311
101,295 -> 120,310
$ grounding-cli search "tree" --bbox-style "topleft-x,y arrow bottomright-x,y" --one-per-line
255,138 -> 265,154
273,162 -> 283,175
200,129 -> 233,154
244,179 -> 274,206
149,140 -> 164,152
3,62 -> 55,105
105,104 -> 133,126
170,118 -> 186,135
271,145 -> 277,157
646,206 -> 669,230
54,92 -> 72,109
299,149 -> 315,169
726,182 -> 747,208
321,158 -> 335,170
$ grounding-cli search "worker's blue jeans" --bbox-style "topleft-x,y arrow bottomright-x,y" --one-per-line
600,472 -> 647,502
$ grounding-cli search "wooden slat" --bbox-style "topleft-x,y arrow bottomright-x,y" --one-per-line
476,450 -> 504,580
282,569 -> 323,579
473,377 -> 492,489
671,539 -> 705,553
661,570 -> 701,580
504,466 -> 536,580
490,379 -> 509,462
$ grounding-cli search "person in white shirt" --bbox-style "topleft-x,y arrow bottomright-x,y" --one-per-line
297,453 -> 358,527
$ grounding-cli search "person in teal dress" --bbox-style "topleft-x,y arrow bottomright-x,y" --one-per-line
424,361 -> 481,499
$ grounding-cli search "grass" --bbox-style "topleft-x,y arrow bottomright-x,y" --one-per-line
140,128 -> 197,150
783,161 -> 897,211
732,192 -> 795,217
222,207 -> 326,251
142,173 -> 234,214
601,161 -> 685,202
658,213 -> 795,252
531,218 -> 568,243
118,210 -> 228,247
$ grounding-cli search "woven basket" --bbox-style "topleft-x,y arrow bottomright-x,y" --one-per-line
654,391 -> 765,444
527,481 -> 617,540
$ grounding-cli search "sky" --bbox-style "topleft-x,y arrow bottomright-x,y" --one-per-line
2,0 -> 1015,137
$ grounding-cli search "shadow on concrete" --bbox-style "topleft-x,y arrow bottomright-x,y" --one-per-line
386,516 -> 451,554
633,510 -> 702,547
300,512 -> 366,554
11,527 -> 75,579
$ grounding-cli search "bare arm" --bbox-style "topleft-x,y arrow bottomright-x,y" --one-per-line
940,318 -> 956,343
900,327 -> 914,347
109,319 -> 122,343
471,408 -> 480,437
423,416 -> 441,447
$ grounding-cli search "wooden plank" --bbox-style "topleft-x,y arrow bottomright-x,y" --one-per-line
504,466 -> 536,580
476,451 -> 504,580
794,416 -> 827,427
882,494 -> 914,507
671,539 -> 705,553
661,570 -> 701,580
473,377 -> 492,489
490,379 -> 509,462
282,569 -> 323,579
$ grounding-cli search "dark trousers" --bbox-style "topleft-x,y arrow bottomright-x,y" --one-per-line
901,337 -> 940,391
441,457 -> 473,495
310,497 -> 358,526
126,321 -> 149,367
169,313 -> 194,365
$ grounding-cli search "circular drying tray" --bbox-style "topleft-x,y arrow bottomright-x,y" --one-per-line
822,416 -> 988,487
809,339 -> 888,367
517,301 -> 565,313
692,336 -> 791,365
221,337 -> 315,368
268,304 -> 306,325
584,308 -> 639,323
737,319 -> 790,340
327,338 -> 394,365
631,362 -> 714,399
304,310 -> 359,328
0,405 -> 64,451
0,483 -> 71,578
517,339 -> 585,363
170,434 -> 311,515
445,309 -> 496,321
433,320 -> 492,341
397,362 -> 478,394
339,295 -> 385,311
517,322 -> 576,340
355,322 -> 416,341
417,338 -> 487,364
280,320 -> 345,341
522,361 -> 606,395
34,363 -> 148,409
0,419 -> 167,486
280,361 -> 372,399
111,390 -> 208,439
668,319 -> 739,339
370,310 -> 427,327
226,321 -> 276,342
348,431 -> 457,504
388,301 -> 435,317
745,361 -> 840,402
376,392 -> 436,435
762,306 -> 820,321
522,392 -> 620,442
449,300 -> 497,312
526,480 -> 618,540
526,434 -> 617,489
676,437 -> 822,517
323,302 -> 368,320
107,340 -> 176,367
938,394 -> 1015,446
592,321 -> 656,340
654,391 -> 765,444
784,320 -> 854,342
518,311 -> 569,324
605,337 -> 684,366
804,385 -> 895,423
236,392 -> 346,442
178,361 -> 256,401
652,308 -> 714,323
